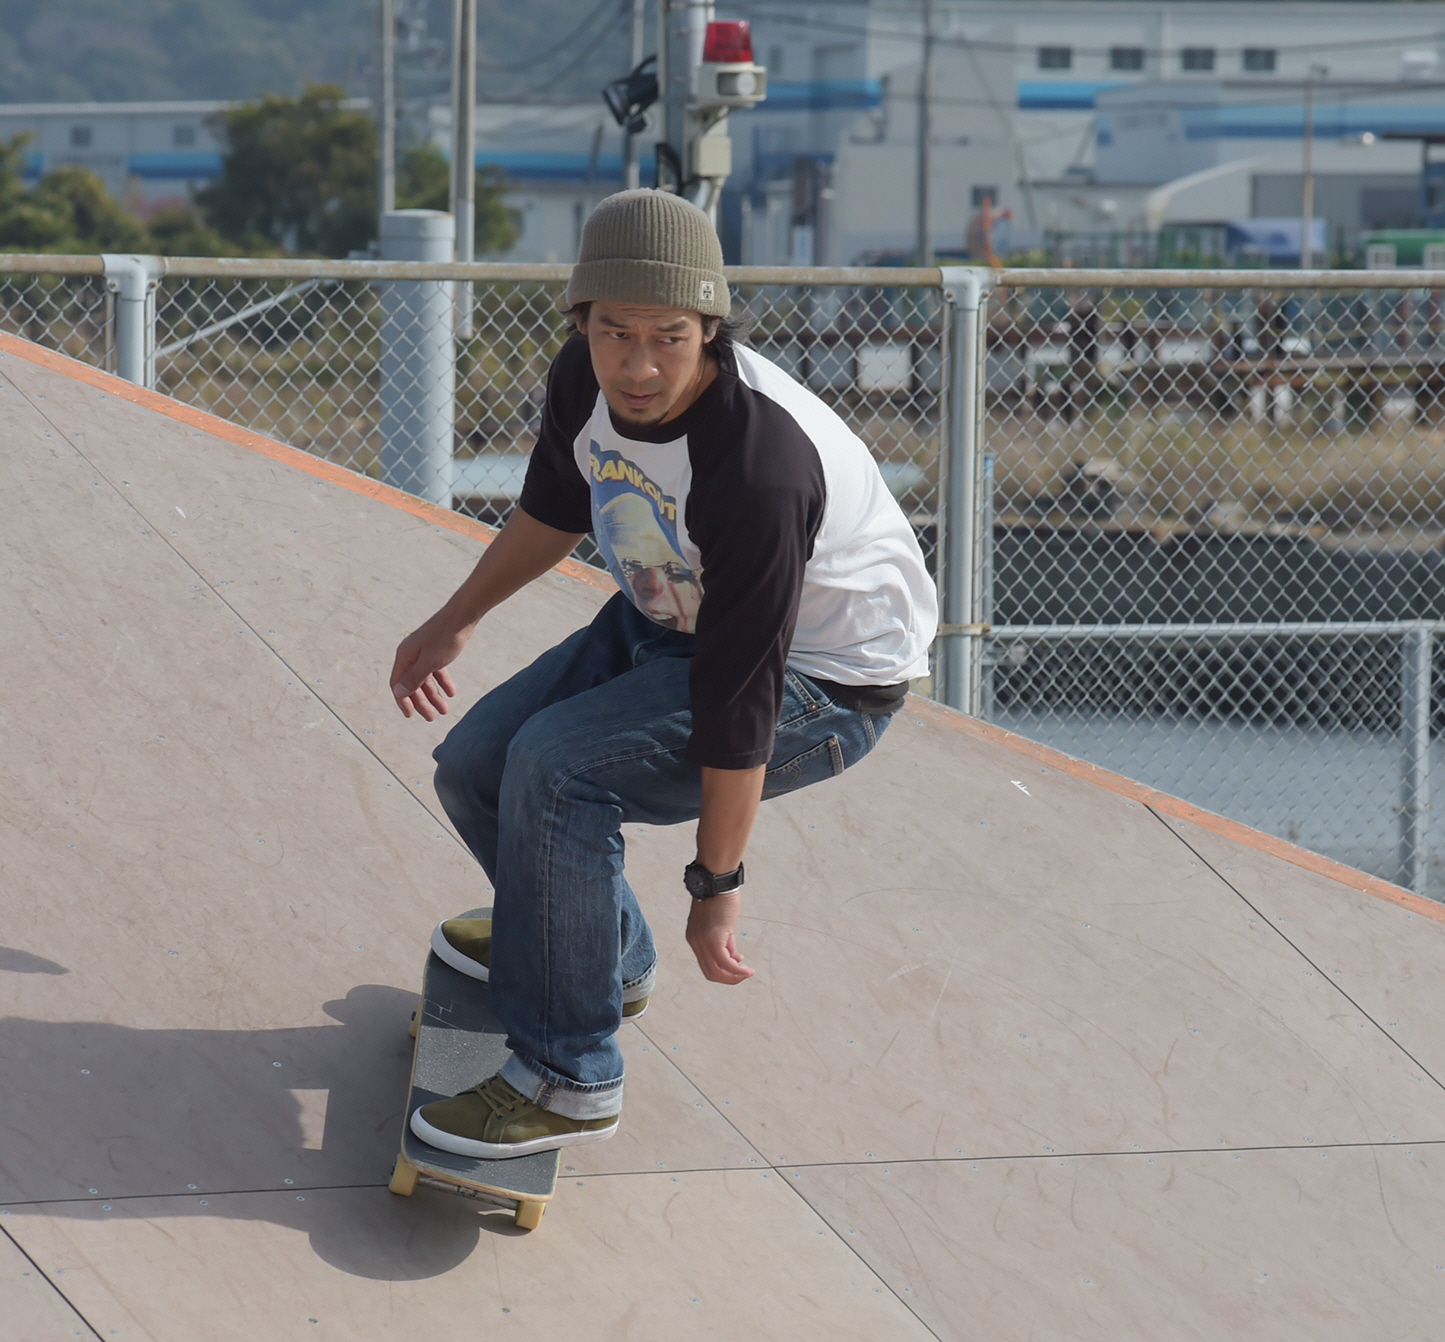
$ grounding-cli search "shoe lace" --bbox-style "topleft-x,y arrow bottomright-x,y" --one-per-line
468,1074 -> 528,1118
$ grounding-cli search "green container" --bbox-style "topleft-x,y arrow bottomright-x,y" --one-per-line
1359,230 -> 1445,266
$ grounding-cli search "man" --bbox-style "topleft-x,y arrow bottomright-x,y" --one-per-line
389,189 -> 936,1160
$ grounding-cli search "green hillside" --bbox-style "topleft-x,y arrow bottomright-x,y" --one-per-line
0,0 -> 632,104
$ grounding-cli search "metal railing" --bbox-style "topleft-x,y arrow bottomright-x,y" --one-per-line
3,253 -> 1443,898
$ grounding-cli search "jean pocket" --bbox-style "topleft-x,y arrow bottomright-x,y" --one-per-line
776,669 -> 829,727
762,734 -> 845,799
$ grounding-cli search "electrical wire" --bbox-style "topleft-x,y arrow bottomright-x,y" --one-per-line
474,0 -> 619,72
501,1 -> 631,99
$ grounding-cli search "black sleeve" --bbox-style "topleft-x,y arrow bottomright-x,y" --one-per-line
684,383 -> 826,770
517,333 -> 596,535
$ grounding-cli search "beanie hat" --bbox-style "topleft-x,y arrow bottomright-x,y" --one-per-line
560,189 -> 730,317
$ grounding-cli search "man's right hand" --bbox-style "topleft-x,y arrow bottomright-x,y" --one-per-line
389,617 -> 470,721
386,509 -> 587,722
685,890 -> 755,985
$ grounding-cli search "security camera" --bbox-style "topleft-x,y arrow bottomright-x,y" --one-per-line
603,56 -> 658,134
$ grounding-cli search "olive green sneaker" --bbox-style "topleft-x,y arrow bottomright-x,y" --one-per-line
410,1073 -> 619,1159
431,916 -> 650,1018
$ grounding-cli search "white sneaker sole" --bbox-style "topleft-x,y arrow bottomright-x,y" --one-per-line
409,1106 -> 618,1160
430,921 -> 489,981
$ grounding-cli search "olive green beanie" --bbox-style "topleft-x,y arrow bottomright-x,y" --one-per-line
560,188 -> 730,317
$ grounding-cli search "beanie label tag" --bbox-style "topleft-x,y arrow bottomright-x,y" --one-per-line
699,280 -> 716,304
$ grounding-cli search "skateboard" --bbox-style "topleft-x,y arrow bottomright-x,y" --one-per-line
388,908 -> 558,1230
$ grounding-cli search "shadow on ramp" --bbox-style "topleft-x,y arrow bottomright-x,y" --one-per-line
0,948 -> 68,975
0,983 -> 529,1279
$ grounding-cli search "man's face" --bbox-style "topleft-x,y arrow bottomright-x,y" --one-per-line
579,302 -> 715,427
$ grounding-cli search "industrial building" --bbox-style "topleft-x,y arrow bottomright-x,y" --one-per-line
6,1 -> 1445,262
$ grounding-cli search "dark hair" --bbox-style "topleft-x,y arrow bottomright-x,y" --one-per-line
708,310 -> 755,359
567,301 -> 755,361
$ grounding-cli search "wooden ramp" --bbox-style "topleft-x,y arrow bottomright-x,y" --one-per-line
4,333 -> 1445,1341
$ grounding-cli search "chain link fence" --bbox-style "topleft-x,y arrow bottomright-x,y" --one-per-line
984,272 -> 1445,897
2,255 -> 1442,898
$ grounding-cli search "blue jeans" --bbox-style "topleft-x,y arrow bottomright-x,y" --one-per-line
431,593 -> 891,1119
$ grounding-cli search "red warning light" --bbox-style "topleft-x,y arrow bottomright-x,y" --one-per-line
702,20 -> 752,64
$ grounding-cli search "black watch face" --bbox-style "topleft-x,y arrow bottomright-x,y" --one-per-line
686,862 -> 743,897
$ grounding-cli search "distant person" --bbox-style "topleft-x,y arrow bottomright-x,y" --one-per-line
388,189 -> 937,1159
965,193 -> 1012,267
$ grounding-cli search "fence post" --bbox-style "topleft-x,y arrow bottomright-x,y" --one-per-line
101,254 -> 161,388
936,267 -> 993,713
978,450 -> 996,720
1398,621 -> 1434,895
378,210 -> 455,507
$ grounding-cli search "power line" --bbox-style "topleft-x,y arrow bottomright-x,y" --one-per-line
512,21 -> 627,98
475,0 -> 619,72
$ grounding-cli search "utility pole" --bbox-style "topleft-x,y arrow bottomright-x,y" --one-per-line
655,2 -> 765,222
623,0 -> 646,190
378,0 -> 396,220
657,0 -> 709,195
916,0 -> 935,266
1300,63 -> 1327,270
450,0 -> 476,335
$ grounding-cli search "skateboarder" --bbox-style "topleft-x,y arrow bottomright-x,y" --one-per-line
389,188 -> 937,1160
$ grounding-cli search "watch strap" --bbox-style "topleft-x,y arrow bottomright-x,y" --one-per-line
684,860 -> 745,898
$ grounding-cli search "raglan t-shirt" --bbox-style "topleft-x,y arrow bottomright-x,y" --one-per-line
518,333 -> 938,771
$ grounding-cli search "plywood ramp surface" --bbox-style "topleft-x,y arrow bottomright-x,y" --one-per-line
3,336 -> 1444,1341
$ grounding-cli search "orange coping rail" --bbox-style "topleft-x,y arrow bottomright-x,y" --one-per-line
908,695 -> 1445,925
5,330 -> 1440,928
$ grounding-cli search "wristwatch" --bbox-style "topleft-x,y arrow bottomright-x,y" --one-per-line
684,860 -> 745,900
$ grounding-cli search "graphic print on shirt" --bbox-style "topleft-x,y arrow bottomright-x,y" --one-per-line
589,443 -> 702,633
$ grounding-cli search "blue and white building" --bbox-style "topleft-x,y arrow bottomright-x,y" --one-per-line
8,2 -> 1445,258
0,101 -> 225,215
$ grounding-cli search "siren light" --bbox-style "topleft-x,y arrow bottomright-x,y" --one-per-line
693,19 -> 766,112
702,21 -> 752,65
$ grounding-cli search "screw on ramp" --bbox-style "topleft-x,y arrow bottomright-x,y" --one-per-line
3,333 -> 1445,1339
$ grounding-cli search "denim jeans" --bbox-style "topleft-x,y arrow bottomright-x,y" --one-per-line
431,592 -> 892,1119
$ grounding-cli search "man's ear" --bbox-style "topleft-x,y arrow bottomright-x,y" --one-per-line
702,317 -> 720,344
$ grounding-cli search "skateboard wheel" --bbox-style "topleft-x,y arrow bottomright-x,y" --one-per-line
409,1000 -> 420,1040
389,1155 -> 419,1197
513,1200 -> 544,1230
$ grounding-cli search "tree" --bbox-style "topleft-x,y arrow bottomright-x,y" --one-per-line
145,205 -> 242,258
199,85 -> 518,259
397,144 -> 519,257
23,166 -> 149,250
0,134 -> 150,252
198,84 -> 377,257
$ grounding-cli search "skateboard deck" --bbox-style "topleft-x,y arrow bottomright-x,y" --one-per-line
388,908 -> 558,1230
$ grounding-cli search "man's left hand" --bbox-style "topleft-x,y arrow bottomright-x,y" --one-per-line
684,891 -> 754,985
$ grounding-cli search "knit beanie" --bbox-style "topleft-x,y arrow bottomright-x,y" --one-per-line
560,189 -> 730,317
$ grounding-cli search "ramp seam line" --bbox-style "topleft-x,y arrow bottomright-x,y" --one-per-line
0,1222 -> 105,1341
626,1018 -> 946,1340
3,367 -> 470,851
762,1137 -> 1445,1170
778,1179 -> 948,1342
0,1181 -> 401,1211
628,1019 -> 771,1165
5,1140 -> 1438,1213
1147,805 -> 1445,1097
